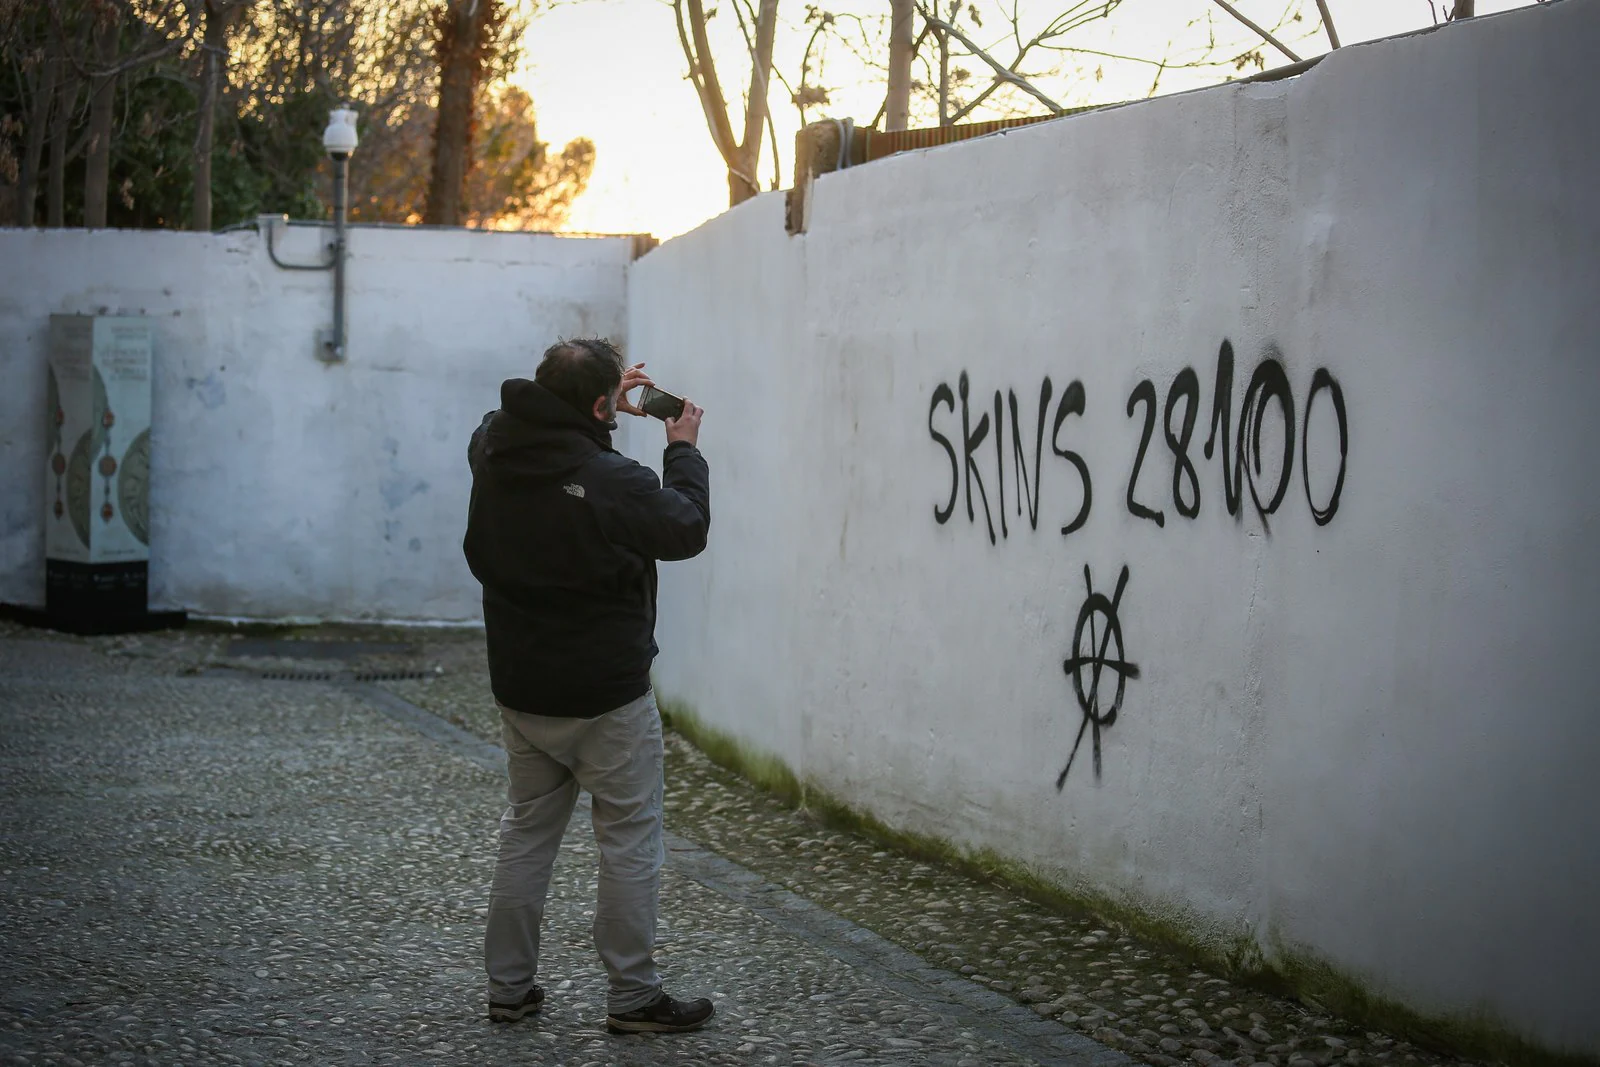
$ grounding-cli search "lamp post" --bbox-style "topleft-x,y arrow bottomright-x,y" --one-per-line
321,107 -> 359,362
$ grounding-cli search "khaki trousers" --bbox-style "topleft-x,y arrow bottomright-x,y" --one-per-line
484,690 -> 664,1015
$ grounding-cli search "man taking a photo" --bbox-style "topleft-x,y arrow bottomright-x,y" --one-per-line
463,338 -> 712,1034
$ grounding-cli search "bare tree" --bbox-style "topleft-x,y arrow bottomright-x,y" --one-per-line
783,7 -> 847,129
922,3 -> 1068,119
17,0 -> 197,227
797,0 -> 1317,133
46,56 -> 78,226
81,3 -> 121,228
13,33 -> 59,225
674,0 -> 779,206
3,0 -> 578,229
424,0 -> 510,226
1,2 -> 84,226
362,83 -> 595,228
191,0 -> 242,231
231,0 -> 444,215
1207,0 -> 1300,62
1312,0 -> 1338,48
2,1 -> 92,227
885,0 -> 915,130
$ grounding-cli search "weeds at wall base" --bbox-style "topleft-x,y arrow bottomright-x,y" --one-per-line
657,698 -> 1594,1067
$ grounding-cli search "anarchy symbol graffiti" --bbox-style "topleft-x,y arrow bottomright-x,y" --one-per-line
1056,564 -> 1141,790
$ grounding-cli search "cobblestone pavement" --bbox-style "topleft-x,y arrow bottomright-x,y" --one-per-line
0,624 -> 1492,1067
0,629 -> 1116,1067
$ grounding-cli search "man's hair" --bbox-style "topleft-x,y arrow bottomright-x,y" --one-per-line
534,338 -> 625,418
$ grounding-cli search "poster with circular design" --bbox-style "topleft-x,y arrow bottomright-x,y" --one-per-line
90,367 -> 109,456
66,431 -> 93,547
47,366 -> 64,522
46,367 -> 59,448
118,428 -> 151,545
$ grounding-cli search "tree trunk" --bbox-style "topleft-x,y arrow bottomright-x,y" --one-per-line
885,0 -> 914,132
1452,0 -> 1474,17
47,72 -> 76,227
17,57 -> 59,228
676,0 -> 777,208
937,22 -> 950,126
425,0 -> 493,226
192,0 -> 231,232
83,10 -> 121,229
726,0 -> 777,206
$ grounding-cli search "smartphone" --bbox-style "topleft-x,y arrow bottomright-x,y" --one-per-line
637,385 -> 686,421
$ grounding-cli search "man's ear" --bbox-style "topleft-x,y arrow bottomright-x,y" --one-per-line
591,395 -> 610,422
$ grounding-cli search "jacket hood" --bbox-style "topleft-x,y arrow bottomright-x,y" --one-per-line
481,378 -> 615,481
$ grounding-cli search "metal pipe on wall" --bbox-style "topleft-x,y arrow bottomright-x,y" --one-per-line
328,152 -> 349,362
260,108 -> 359,362
316,106 -> 360,363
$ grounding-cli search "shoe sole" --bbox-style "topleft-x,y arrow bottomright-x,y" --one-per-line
488,1003 -> 542,1023
605,1015 -> 712,1034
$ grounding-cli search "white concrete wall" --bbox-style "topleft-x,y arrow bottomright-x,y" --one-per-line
626,3 -> 1600,1057
1,225 -> 633,619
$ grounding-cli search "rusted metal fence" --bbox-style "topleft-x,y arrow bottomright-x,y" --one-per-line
786,114 -> 1076,234
783,53 -> 1329,235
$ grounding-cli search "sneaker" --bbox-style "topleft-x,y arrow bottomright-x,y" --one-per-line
488,985 -> 545,1023
605,992 -> 715,1034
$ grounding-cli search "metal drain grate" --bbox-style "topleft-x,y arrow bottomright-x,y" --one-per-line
226,638 -> 416,661
258,670 -> 341,682
247,668 -> 441,683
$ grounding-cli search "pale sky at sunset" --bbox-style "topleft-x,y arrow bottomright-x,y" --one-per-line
515,0 -> 1543,239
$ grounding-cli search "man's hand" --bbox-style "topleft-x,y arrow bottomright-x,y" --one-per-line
615,362 -> 655,418
665,399 -> 703,447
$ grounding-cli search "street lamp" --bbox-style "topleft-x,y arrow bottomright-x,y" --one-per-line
260,106 -> 361,362
321,107 -> 359,362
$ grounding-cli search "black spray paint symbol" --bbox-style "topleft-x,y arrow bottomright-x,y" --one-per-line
1057,564 -> 1141,790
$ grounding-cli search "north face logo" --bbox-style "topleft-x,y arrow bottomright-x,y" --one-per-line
563,484 -> 586,499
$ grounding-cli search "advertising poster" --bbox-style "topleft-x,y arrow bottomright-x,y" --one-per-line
45,315 -> 153,625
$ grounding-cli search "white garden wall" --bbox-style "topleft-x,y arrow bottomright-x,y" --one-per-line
0,224 -> 634,620
625,3 -> 1600,1057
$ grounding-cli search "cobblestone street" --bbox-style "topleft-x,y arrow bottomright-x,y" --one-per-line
0,626 -> 1493,1067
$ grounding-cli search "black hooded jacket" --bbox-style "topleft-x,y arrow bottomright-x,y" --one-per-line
463,378 -> 710,717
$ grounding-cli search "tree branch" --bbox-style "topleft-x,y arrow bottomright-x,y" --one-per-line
1206,0 -> 1301,62
730,0 -> 757,61
884,0 -> 915,130
882,17 -> 926,130
1147,56 -> 1166,97
740,4 -> 782,187
765,94 -> 781,189
922,8 -> 1065,117
725,0 -> 782,184
948,75 -> 1000,123
1313,0 -> 1340,47
676,0 -> 738,164
794,16 -> 830,125
951,17 -> 1054,124
737,0 -> 778,163
46,0 -> 194,81
734,0 -> 804,139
